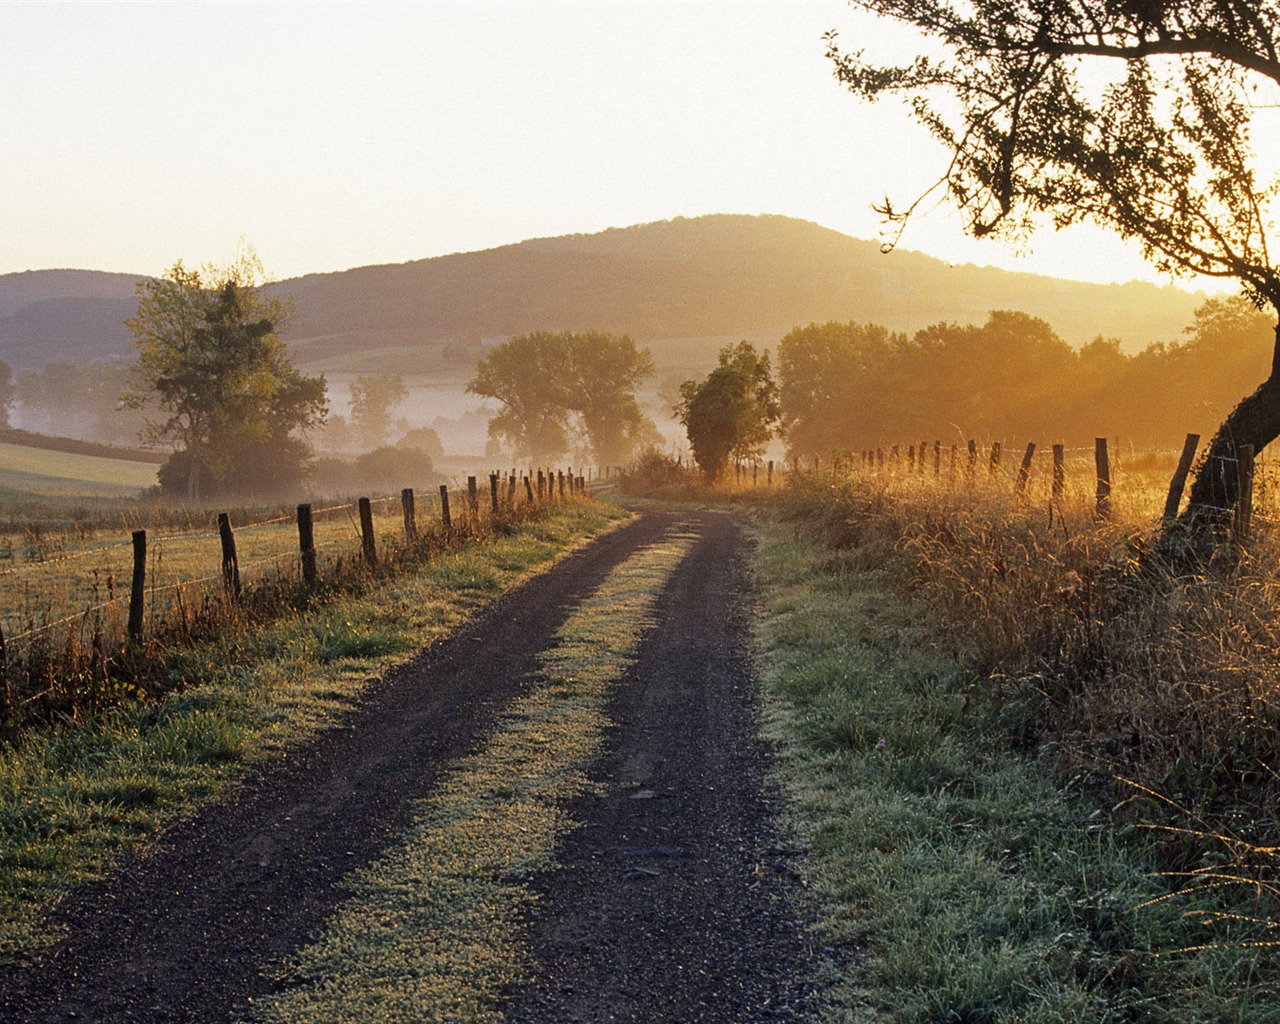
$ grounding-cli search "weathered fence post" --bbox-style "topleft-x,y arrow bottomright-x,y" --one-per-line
1016,442 -> 1036,495
558,470 -> 566,500
489,474 -> 500,516
467,476 -> 479,521
128,529 -> 146,642
768,460 -> 774,486
933,440 -> 942,477
217,512 -> 241,600
439,484 -> 452,531
296,504 -> 317,588
524,475 -> 534,504
537,470 -> 546,502
1163,433 -> 1201,521
1095,437 -> 1112,520
402,487 -> 417,541
508,473 -> 517,506
989,441 -> 1002,479
358,497 -> 377,567
966,440 -> 977,481
1052,444 -> 1065,508
908,445 -> 916,473
1236,444 -> 1256,544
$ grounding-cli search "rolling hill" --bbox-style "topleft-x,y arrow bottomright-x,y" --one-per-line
0,215 -> 1206,376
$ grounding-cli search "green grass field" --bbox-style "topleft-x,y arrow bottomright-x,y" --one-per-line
0,442 -> 158,497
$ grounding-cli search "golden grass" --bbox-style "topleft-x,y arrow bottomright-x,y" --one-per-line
776,454 -> 1280,931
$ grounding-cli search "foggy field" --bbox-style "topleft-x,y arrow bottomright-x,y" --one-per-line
0,491 -> 443,651
0,443 -> 158,497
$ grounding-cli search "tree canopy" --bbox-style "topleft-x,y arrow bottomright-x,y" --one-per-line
828,0 -> 1280,541
467,330 -> 657,464
349,372 -> 408,449
677,341 -> 780,481
779,302 -> 1274,455
126,251 -> 327,499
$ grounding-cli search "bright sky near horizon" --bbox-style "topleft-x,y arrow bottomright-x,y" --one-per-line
0,0 -> 1239,288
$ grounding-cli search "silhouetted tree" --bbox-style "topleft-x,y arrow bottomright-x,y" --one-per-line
829,0 -> 1280,550
468,330 -> 656,464
677,341 -> 780,481
126,250 -> 327,499
350,372 -> 408,449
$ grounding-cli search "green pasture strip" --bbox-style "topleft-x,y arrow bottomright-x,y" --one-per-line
0,442 -> 158,496
752,518 -> 1280,1024
0,503 -> 629,958
246,529 -> 698,1024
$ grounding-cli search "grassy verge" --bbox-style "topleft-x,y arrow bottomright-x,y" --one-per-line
752,515 -> 1280,1023
245,528 -> 698,1023
0,502 -> 629,958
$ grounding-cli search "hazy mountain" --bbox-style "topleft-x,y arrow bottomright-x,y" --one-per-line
0,215 -> 1206,374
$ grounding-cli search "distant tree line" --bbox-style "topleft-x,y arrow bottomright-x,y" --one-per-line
779,299 -> 1273,455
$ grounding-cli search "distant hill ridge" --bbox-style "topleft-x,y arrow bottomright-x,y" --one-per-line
0,215 -> 1205,371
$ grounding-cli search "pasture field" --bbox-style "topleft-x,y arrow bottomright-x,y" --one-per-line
0,441 -> 158,498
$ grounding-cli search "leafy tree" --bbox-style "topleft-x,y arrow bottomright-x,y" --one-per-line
677,341 -> 780,481
827,0 -> 1280,544
126,250 -> 327,499
468,330 -> 656,464
395,425 -> 446,461
349,372 -> 408,449
561,331 -> 659,465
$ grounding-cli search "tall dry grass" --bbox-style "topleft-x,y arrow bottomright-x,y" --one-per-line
776,453 -> 1280,904
0,483 -> 591,733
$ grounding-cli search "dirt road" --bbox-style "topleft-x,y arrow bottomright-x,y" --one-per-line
0,509 -> 815,1023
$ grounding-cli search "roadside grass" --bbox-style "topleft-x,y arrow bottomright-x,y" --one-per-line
753,516 -> 1280,1023
0,502 -> 629,958
246,529 -> 698,1024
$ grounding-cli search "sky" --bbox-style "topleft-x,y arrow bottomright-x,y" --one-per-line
0,0 -> 1255,288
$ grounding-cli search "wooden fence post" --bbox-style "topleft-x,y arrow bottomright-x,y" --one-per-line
467,476 -> 479,521
768,460 -> 774,485
524,475 -> 534,504
297,504 -> 317,588
1095,437 -> 1112,520
908,445 -> 916,473
507,473 -> 517,506
966,440 -> 977,481
537,470 -> 546,502
439,484 -> 452,531
1052,444 -> 1065,507
1236,444 -> 1256,544
402,487 -> 417,541
989,441 -> 1002,478
1016,442 -> 1036,495
128,529 -> 146,642
217,512 -> 241,600
558,470 -> 566,499
358,497 -> 377,568
1163,433 -> 1201,520
933,440 -> 942,477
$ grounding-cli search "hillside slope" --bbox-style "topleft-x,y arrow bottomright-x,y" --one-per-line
0,216 -> 1205,373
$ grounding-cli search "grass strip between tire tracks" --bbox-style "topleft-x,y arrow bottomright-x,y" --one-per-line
243,527 -> 698,1023
0,504 -> 629,958
752,516 -> 1280,1023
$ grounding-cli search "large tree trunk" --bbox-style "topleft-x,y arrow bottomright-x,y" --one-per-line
1163,321 -> 1280,561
